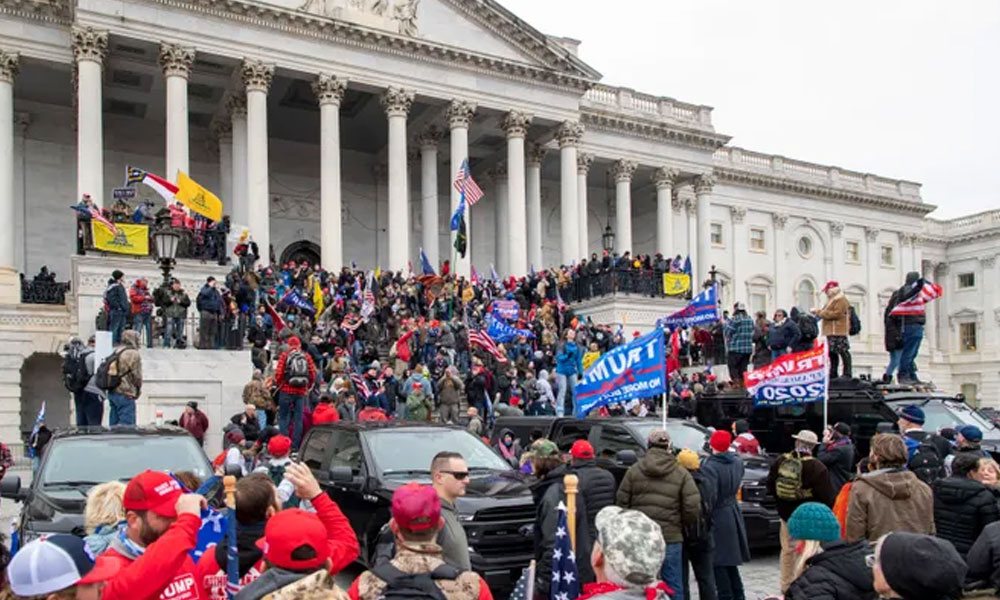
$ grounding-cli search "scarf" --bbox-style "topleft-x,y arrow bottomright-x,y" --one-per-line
109,522 -> 146,560
576,581 -> 673,600
499,440 -> 515,460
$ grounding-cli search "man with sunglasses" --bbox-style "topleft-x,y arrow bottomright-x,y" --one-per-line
431,451 -> 471,570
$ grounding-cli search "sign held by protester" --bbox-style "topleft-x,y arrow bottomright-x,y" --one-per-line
491,299 -> 519,320
745,343 -> 828,407
574,329 -> 666,418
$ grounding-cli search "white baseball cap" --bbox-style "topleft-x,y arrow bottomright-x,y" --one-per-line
7,534 -> 95,596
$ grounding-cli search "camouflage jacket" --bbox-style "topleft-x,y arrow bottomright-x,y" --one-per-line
355,543 -> 482,600
263,570 -> 349,600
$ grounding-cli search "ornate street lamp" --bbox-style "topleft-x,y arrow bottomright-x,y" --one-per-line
602,224 -> 615,253
153,227 -> 181,284
602,169 -> 615,253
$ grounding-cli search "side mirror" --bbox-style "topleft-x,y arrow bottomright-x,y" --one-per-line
1,475 -> 24,501
328,466 -> 353,483
616,450 -> 638,466
223,463 -> 244,479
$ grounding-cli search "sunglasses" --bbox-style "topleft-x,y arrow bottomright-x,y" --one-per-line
441,470 -> 470,481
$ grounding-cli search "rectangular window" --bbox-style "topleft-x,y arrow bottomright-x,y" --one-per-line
960,322 -> 977,352
958,272 -> 976,289
750,292 -> 767,315
880,245 -> 894,267
711,222 -> 724,247
845,241 -> 860,263
749,228 -> 766,252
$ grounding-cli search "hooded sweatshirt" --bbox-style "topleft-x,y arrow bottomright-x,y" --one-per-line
845,468 -> 934,543
615,446 -> 701,543
275,337 -> 316,394
784,539 -> 876,600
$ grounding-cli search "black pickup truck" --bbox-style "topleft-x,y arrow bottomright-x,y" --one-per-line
299,422 -> 535,591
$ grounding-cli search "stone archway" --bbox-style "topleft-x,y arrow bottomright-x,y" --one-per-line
20,353 -> 69,433
280,241 -> 321,268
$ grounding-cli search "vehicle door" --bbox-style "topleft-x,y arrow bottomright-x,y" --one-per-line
591,423 -> 640,486
551,420 -> 596,453
322,429 -> 384,560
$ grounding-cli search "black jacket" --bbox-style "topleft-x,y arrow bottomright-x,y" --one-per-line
932,475 -> 1000,557
530,465 -> 594,597
883,290 -> 904,352
785,540 -> 877,600
967,521 -> 1000,591
571,459 -> 617,542
213,520 -> 265,579
106,281 -> 130,313
767,318 -> 801,352
817,440 -> 855,492
196,284 -> 223,314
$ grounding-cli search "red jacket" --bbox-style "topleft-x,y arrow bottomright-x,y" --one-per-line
358,407 -> 389,422
179,410 -> 209,442
312,403 -> 340,424
100,513 -> 204,600
129,282 -> 153,316
275,338 -> 317,394
731,433 -> 761,455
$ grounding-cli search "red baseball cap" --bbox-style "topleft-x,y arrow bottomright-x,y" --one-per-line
571,440 -> 595,459
268,434 -> 292,458
77,556 -> 122,586
123,471 -> 183,517
256,509 -> 329,570
710,431 -> 733,453
822,280 -> 839,292
391,483 -> 441,532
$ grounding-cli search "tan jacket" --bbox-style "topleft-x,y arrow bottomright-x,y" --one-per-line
355,543 -> 482,600
113,330 -> 143,398
242,378 -> 272,409
818,291 -> 851,337
845,468 -> 935,543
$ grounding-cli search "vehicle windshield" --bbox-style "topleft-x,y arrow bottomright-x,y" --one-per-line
629,421 -> 709,453
41,436 -> 211,487
367,429 -> 512,479
888,400 -> 998,434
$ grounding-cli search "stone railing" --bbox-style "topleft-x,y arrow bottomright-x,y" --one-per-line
582,83 -> 713,129
713,147 -> 923,201
21,279 -> 71,305
924,209 -> 1000,237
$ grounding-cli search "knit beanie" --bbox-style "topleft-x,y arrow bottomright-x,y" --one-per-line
787,502 -> 841,542
880,532 -> 966,600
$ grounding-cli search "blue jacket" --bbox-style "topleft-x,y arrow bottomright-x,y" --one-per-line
196,284 -> 223,315
105,282 -> 129,313
555,341 -> 583,376
767,318 -> 801,352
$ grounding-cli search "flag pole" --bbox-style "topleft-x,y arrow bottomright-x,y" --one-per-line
823,338 -> 830,428
564,473 -> 578,554
661,391 -> 667,431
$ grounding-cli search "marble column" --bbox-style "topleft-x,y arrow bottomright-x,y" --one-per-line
212,120 -> 233,215
652,167 -> 678,256
492,164 -> 509,275
830,221 -> 845,283
557,121 -> 583,265
0,51 -> 18,277
694,174 -> 715,285
900,233 -> 913,274
912,236 -> 923,278
730,206 -> 747,302
577,152 -> 592,259
226,93 -> 248,229
612,160 -> 637,255
502,110 -> 531,277
526,143 -> 546,270
418,126 -> 443,268
72,26 -> 108,207
865,227 -> 881,347
242,59 -> 274,266
773,212 -> 789,308
313,74 -> 346,270
13,112 -> 28,273
159,43 -> 194,181
446,100 -> 475,279
979,255 -> 997,352
381,87 -> 414,272
686,199 -> 697,277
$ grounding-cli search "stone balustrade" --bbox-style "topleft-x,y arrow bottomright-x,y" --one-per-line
582,83 -> 713,128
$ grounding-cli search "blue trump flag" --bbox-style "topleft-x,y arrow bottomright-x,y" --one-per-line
280,288 -> 316,315
485,313 -> 535,343
657,285 -> 719,330
450,195 -> 465,231
574,329 -> 666,418
683,255 -> 692,275
420,248 -> 436,275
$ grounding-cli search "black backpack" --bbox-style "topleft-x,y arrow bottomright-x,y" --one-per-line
370,563 -> 461,600
95,350 -> 126,391
905,432 -> 945,485
797,314 -> 818,342
848,305 -> 862,336
284,350 -> 310,388
62,348 -> 91,393
683,476 -> 715,548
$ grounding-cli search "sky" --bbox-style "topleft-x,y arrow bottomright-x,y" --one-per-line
498,0 -> 999,219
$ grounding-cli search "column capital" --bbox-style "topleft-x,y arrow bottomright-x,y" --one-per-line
527,143 -> 548,167
685,198 -> 697,216
381,87 -> 414,118
417,125 -> 443,150
694,173 -> 716,195
980,255 -> 997,269
729,205 -> 747,224
0,50 -> 19,84
159,43 -> 195,78
312,73 -> 347,106
71,26 -> 108,64
501,110 -> 532,138
576,152 -> 593,175
446,99 -> 476,129
556,120 -> 584,148
651,167 -> 680,189
611,159 -> 637,183
899,232 -> 914,246
672,194 -> 685,214
865,226 -> 880,242
241,59 -> 274,93
830,221 -> 845,238
225,91 -> 247,119
772,212 -> 789,230
210,118 -> 232,143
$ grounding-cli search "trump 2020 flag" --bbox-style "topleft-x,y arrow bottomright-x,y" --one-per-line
745,342 -> 829,407
551,503 -> 579,600
657,285 -> 719,330
574,329 -> 666,418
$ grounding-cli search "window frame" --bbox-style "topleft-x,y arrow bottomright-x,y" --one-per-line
845,240 -> 861,264
959,322 -> 978,353
957,272 -> 976,290
749,227 -> 766,253
880,245 -> 895,268
797,236 -> 813,259
710,222 -> 725,248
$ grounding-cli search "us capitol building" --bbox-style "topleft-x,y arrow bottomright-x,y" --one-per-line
0,0 -> 996,443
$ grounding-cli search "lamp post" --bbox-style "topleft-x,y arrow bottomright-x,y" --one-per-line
602,224 -> 615,254
153,227 -> 181,284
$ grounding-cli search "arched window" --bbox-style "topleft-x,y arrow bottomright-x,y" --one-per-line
796,280 -> 815,311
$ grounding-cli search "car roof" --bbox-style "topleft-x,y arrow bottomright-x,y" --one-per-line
50,425 -> 191,441
309,421 -> 466,434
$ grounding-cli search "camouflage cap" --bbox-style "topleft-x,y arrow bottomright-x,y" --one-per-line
594,506 -> 665,586
647,429 -> 672,448
532,439 -> 560,458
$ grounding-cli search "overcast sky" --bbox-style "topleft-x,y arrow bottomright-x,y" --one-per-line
499,0 -> 999,219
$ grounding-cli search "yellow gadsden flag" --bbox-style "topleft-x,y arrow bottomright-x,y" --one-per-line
92,222 -> 149,256
174,171 -> 223,222
663,273 -> 692,296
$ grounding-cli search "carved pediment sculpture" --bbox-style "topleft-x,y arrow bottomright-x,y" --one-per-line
298,0 -> 420,36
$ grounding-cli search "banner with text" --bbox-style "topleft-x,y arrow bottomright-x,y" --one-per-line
491,299 -> 520,321
745,343 -> 828,407
574,329 -> 666,418
92,222 -> 149,256
662,273 -> 691,296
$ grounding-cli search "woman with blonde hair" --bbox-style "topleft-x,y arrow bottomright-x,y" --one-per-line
82,480 -> 126,556
783,502 -> 876,600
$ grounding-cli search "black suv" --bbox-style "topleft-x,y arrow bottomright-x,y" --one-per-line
299,422 -> 535,591
1,426 -> 213,544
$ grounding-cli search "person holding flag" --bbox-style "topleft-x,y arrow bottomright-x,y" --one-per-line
888,271 -> 943,385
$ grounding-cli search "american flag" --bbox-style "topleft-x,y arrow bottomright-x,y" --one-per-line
890,280 -> 943,317
360,272 -> 376,322
469,329 -> 507,363
348,358 -> 372,400
550,503 -> 579,600
453,159 -> 484,206
507,561 -> 536,600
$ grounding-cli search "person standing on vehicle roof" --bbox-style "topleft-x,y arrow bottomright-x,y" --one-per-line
723,303 -> 754,386
766,309 -> 800,361
891,271 -> 935,385
811,281 -> 852,379
430,451 -> 471,570
896,404 -> 951,485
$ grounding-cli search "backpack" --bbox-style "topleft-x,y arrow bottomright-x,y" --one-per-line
62,348 -> 91,393
904,432 -> 945,484
95,350 -> 126,391
775,453 -> 814,501
370,562 -> 462,600
797,314 -> 818,342
284,350 -> 310,388
683,476 -> 715,547
848,305 -> 862,336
